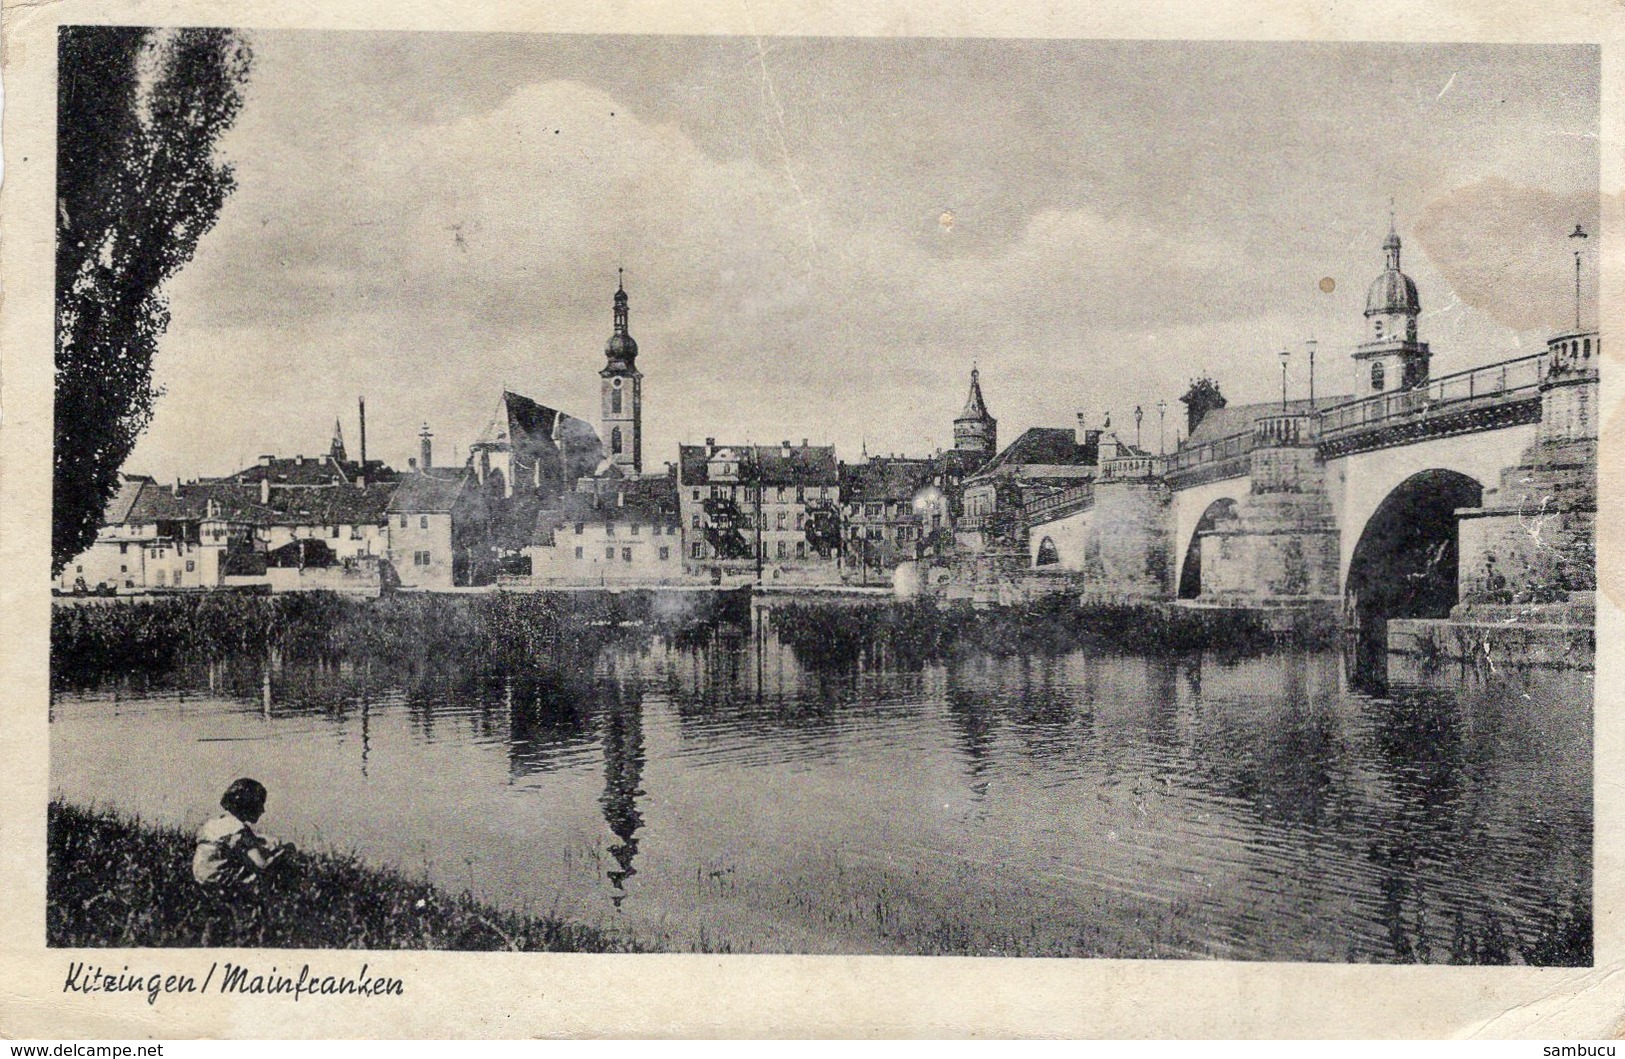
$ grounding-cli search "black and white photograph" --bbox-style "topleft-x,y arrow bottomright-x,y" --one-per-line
6,5 -> 1616,1037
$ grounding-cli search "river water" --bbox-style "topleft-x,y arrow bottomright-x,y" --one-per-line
50,612 -> 1592,962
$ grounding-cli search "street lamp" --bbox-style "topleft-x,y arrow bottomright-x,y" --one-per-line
1134,405 -> 1143,450
1278,348 -> 1290,411
1305,338 -> 1317,409
1156,399 -> 1167,454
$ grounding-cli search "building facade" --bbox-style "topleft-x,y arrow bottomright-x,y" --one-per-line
676,440 -> 841,583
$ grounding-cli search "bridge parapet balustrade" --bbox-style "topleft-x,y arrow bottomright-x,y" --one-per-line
1315,352 -> 1547,455
1545,330 -> 1600,381
1020,481 -> 1096,526
1101,455 -> 1165,481
1252,413 -> 1318,447
1163,430 -> 1256,489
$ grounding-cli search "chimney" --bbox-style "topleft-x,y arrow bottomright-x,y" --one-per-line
419,424 -> 433,469
705,437 -> 716,455
408,457 -> 418,471
259,477 -> 270,504
801,438 -> 808,447
259,454 -> 275,466
295,454 -> 305,466
781,440 -> 791,457
1076,412 -> 1089,446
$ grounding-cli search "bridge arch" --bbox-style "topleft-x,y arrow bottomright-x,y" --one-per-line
1170,480 -> 1244,597
1177,498 -> 1238,599
1344,469 -> 1483,638
1035,536 -> 1060,566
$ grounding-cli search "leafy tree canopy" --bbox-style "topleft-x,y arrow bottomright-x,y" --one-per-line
54,27 -> 252,576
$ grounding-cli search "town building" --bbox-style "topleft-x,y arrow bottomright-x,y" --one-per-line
838,456 -> 943,578
524,473 -> 684,584
676,439 -> 841,583
386,469 -> 489,589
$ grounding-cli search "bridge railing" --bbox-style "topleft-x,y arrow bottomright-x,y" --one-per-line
1164,429 -> 1256,476
1252,413 -> 1318,447
1317,352 -> 1547,438
1022,481 -> 1096,525
1101,454 -> 1164,480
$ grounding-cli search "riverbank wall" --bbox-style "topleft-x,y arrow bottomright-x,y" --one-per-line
1387,593 -> 1596,670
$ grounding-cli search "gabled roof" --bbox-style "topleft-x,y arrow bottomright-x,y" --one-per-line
966,427 -> 1098,483
219,454 -> 397,487
839,457 -> 936,503
388,471 -> 472,514
102,478 -> 150,525
677,443 -> 839,487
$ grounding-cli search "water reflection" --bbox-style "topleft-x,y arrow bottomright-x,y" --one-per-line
49,606 -> 1591,963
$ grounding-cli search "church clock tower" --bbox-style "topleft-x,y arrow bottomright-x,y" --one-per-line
600,270 -> 643,475
1354,218 -> 1430,395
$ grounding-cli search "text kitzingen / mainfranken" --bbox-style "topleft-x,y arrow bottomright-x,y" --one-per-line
63,962 -> 404,1004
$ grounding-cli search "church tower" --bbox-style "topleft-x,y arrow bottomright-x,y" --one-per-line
600,270 -> 643,475
954,366 -> 997,463
1354,217 -> 1430,394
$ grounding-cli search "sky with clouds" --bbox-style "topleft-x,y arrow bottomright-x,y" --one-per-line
129,33 -> 1599,479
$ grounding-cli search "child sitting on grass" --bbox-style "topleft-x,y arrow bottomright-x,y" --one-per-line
192,777 -> 294,888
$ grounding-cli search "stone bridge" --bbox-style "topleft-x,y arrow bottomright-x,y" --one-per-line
1024,329 -> 1598,639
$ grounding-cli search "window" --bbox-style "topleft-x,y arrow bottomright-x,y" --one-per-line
777,511 -> 787,528
331,525 -> 340,538
659,546 -> 670,561
630,523 -> 640,536
691,542 -> 703,559
692,514 -> 701,529
776,487 -> 787,502
574,523 -> 584,535
796,486 -> 805,503
611,388 -> 622,414
574,546 -> 583,559
1036,537 -> 1060,566
795,541 -> 806,559
1371,362 -> 1385,391
777,540 -> 787,559
692,489 -> 700,500
419,515 -> 428,529
399,515 -> 407,528
622,548 -> 632,562
120,564 -> 128,573
75,565 -> 83,573
605,547 -> 615,560
1373,319 -> 1384,338
606,523 -> 616,537
185,560 -> 195,572
120,543 -> 128,555
611,427 -> 623,454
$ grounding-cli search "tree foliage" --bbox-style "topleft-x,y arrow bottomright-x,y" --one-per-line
53,27 -> 252,575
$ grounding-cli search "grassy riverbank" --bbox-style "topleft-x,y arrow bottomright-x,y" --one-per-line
47,801 -> 638,951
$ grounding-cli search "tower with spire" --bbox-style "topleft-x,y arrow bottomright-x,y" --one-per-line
1354,212 -> 1430,394
953,366 -> 997,466
600,269 -> 643,475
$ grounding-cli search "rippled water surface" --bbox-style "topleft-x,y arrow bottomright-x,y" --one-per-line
51,614 -> 1592,961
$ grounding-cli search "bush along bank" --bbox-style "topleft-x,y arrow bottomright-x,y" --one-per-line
766,596 -> 1287,668
47,800 -> 638,952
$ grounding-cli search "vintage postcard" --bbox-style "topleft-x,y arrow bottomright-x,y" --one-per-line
2,0 -> 1622,1040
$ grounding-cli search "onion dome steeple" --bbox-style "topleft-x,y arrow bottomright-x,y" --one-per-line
604,268 -> 638,370
1354,210 -> 1429,394
1365,217 -> 1421,318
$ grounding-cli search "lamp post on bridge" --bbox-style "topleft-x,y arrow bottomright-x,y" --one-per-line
1156,399 -> 1167,455
1134,405 -> 1143,450
1278,348 -> 1291,412
1571,224 -> 1589,332
1305,338 -> 1317,409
